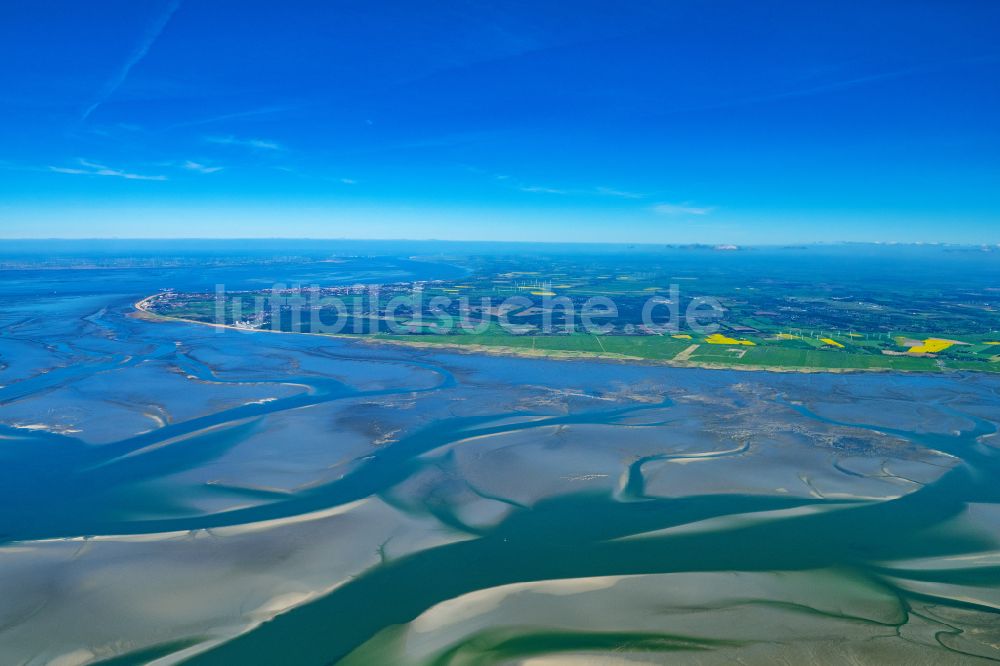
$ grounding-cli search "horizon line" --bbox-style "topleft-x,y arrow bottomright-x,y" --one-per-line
0,237 -> 998,248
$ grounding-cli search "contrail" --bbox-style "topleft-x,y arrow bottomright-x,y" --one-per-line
80,0 -> 182,122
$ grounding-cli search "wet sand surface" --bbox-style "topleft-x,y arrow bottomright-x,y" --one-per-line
1,265 -> 999,664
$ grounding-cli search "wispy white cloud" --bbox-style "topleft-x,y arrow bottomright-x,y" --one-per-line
164,105 -> 297,131
258,164 -> 356,185
758,54 -> 1000,105
205,135 -> 284,151
468,166 -> 652,201
519,184 -> 568,195
652,202 -> 712,216
83,122 -> 145,138
49,159 -> 166,181
521,183 -> 650,198
595,186 -> 644,199
81,0 -> 182,121
663,55 -> 1000,117
182,160 -> 223,174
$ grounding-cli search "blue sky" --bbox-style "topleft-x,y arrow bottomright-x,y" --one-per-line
1,1 -> 998,243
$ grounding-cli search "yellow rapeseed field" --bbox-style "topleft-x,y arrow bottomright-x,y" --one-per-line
907,338 -> 956,354
706,333 -> 755,346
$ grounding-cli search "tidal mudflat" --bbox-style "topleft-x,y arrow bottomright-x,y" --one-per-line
2,261 -> 1000,665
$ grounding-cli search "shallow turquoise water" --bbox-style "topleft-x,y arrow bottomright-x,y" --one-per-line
1,254 -> 999,664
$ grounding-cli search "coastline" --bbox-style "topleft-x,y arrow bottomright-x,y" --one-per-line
133,295 -> 939,375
